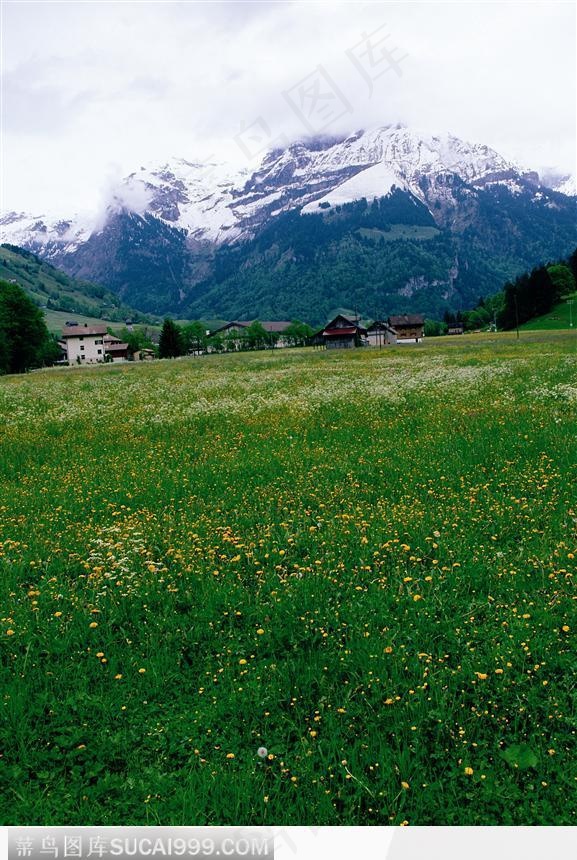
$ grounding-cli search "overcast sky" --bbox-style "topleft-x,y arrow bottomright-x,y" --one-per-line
1,0 -> 575,215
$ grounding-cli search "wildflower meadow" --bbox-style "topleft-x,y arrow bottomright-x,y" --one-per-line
0,332 -> 576,825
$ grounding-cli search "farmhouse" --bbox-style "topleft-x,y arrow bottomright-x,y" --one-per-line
388,314 -> 425,343
60,324 -> 129,364
320,315 -> 368,349
366,320 -> 397,346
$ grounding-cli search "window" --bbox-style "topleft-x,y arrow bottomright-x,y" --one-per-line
97,349 -> 102,355
80,345 -> 85,351
95,339 -> 103,345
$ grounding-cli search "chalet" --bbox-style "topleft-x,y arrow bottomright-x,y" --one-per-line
366,320 -> 397,347
320,315 -> 367,349
447,322 -> 464,335
388,314 -> 425,343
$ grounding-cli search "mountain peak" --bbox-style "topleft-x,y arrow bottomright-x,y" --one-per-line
1,126 -> 573,254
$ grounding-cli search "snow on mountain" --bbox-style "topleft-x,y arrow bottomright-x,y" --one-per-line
1,125 -> 571,256
301,161 -> 404,212
0,210 -> 95,258
118,157 -> 252,243
553,175 -> 576,196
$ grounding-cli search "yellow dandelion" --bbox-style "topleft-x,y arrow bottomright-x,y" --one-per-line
401,781 -> 410,790
115,674 -> 122,680
138,667 -> 146,674
239,658 -> 247,665
226,753 -> 235,759
89,622 -> 98,629
256,628 -> 265,635
464,767 -> 474,775
475,672 -> 488,680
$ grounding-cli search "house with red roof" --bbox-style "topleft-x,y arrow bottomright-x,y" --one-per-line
320,314 -> 368,349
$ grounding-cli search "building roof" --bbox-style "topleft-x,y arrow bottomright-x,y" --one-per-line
104,342 -> 129,352
388,314 -> 425,326
61,324 -> 108,338
323,326 -> 359,337
322,314 -> 368,336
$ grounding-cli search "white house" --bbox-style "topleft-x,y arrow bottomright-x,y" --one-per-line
61,324 -> 108,365
60,325 -> 130,364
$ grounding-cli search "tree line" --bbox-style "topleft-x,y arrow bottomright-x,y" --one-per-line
158,319 -> 314,358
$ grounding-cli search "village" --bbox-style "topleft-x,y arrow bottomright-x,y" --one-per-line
57,313 -> 435,365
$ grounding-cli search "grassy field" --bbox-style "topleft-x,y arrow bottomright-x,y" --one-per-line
1,333 -> 576,826
520,292 -> 577,331
42,308 -> 133,335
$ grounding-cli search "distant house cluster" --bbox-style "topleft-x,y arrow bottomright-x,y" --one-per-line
59,312 -> 427,368
59,324 -> 130,365
312,313 -> 425,349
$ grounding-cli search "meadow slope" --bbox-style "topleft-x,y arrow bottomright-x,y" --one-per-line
1,332 -> 576,825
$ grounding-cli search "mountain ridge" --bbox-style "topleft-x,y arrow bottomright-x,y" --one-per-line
1,125 -> 575,322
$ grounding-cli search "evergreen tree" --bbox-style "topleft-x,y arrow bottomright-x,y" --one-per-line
567,248 -> 577,283
158,318 -> 184,358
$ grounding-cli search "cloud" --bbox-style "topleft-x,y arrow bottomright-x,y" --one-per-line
1,0 -> 575,215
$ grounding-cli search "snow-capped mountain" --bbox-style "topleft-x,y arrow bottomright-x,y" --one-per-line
1,124 -> 575,321
2,125 -> 569,254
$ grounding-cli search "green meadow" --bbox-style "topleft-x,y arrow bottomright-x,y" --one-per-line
520,292 -> 577,331
1,332 -> 576,825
